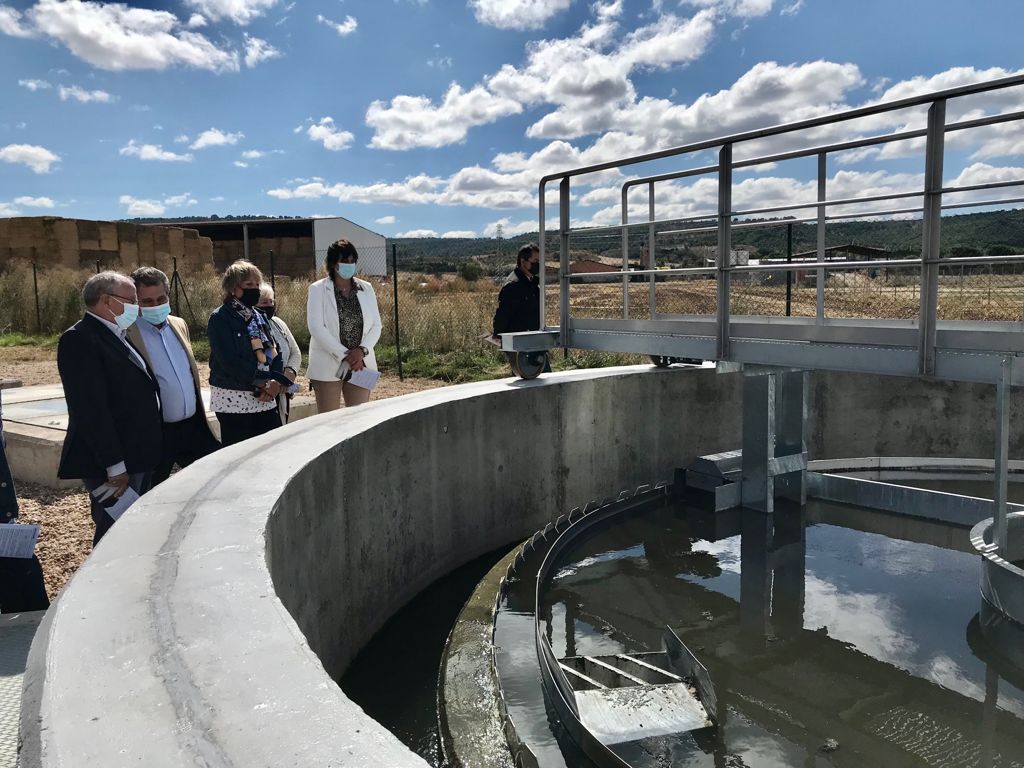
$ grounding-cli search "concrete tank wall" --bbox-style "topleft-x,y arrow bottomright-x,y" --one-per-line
19,366 -> 1020,767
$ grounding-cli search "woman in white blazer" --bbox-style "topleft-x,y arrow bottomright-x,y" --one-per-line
306,239 -> 382,412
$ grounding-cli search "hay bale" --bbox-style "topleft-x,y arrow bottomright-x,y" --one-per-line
136,227 -> 155,267
77,220 -> 101,250
0,218 -> 9,247
53,218 -> 80,268
167,227 -> 185,261
98,222 -> 118,252
8,218 -> 47,249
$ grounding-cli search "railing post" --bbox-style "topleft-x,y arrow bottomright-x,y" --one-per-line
648,181 -> 656,320
785,222 -> 793,316
717,144 -> 732,359
919,99 -> 946,375
816,152 -> 826,322
994,356 -> 1010,553
391,244 -> 403,381
539,181 -> 547,330
32,258 -> 41,334
559,177 -> 571,348
621,185 -> 630,320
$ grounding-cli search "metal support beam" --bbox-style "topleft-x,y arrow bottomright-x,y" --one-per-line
242,222 -> 250,262
717,144 -> 733,359
648,181 -> 656,321
816,153 -> 826,322
559,177 -> 571,348
742,373 -> 776,513
620,186 -> 630,320
775,371 -> 809,505
995,356 -> 1011,552
539,181 -> 547,330
919,99 -> 946,375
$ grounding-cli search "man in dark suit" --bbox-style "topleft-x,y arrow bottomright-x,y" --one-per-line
57,271 -> 163,545
127,267 -> 219,486
492,242 -> 550,374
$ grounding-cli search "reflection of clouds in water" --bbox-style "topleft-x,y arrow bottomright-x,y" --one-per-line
729,731 -> 802,767
554,544 -> 645,580
926,654 -> 1024,718
858,533 -> 947,578
804,572 -> 919,665
692,536 -> 742,575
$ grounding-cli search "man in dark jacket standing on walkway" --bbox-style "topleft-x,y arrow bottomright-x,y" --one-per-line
492,242 -> 541,338
492,243 -> 550,374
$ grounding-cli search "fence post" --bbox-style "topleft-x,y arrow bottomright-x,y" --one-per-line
786,222 -> 793,317
95,259 -> 100,274
269,250 -> 276,291
392,244 -> 403,380
32,259 -> 41,334
172,257 -> 180,315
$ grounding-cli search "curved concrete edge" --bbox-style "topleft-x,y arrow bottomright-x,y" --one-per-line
437,547 -> 517,768
23,365 -> 734,768
22,365 -> 1024,768
970,513 -> 1024,628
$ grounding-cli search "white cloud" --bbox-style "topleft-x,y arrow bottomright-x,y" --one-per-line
0,5 -> 33,37
190,128 -> 244,149
58,84 -> 115,103
119,195 -> 165,216
469,0 -> 571,30
306,117 -> 354,151
316,13 -> 357,36
427,55 -> 453,70
174,134 -> 190,144
366,83 -> 522,150
680,0 -> 773,17
14,195 -> 55,208
243,34 -> 281,68
483,217 -> 536,237
183,0 -> 278,25
186,13 -> 206,28
210,195 -> 225,202
780,0 -> 803,15
163,192 -> 198,206
234,160 -> 249,167
119,139 -> 194,162
0,143 -> 60,173
0,203 -> 21,216
267,174 -> 445,205
375,215 -> 396,225
18,78 -> 51,91
442,230 -> 477,238
241,149 -> 265,159
396,229 -> 440,238
22,0 -> 239,73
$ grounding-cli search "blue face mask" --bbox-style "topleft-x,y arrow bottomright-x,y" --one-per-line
113,299 -> 139,330
141,303 -> 171,326
337,263 -> 357,280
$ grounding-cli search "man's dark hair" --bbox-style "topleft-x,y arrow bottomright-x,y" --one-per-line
326,239 -> 359,276
130,266 -> 169,294
517,242 -> 539,265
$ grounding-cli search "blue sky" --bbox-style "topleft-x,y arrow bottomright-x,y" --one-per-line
1,0 -> 1023,239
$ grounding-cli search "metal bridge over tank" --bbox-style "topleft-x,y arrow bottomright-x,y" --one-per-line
502,74 -> 1024,563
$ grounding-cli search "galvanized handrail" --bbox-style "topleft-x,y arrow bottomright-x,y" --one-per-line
539,74 -> 1024,375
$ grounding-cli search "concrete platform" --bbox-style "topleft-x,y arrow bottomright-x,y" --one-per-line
0,612 -> 44,768
2,384 -> 318,488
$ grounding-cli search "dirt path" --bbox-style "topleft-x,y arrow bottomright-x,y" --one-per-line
1,345 -> 445,599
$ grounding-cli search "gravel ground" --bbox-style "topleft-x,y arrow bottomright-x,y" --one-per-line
1,345 -> 445,598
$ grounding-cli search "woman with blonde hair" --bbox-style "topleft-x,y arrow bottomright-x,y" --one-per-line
207,261 -> 292,445
306,239 -> 382,412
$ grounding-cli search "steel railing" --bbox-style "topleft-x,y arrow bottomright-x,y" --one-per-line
538,73 -> 1024,375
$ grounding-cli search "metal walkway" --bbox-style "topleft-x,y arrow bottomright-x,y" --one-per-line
503,73 -> 1024,557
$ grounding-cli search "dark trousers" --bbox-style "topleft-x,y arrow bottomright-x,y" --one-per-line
152,414 -> 221,486
0,553 -> 49,612
216,409 -> 282,447
84,473 -> 152,546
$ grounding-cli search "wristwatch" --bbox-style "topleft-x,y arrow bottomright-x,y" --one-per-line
359,346 -> 368,355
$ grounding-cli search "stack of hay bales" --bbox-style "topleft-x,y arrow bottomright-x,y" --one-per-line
0,216 -> 214,274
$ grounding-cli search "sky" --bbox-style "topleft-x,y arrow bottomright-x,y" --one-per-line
1,0 -> 1023,239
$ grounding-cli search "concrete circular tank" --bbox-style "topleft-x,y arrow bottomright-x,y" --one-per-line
18,366 -> 1024,767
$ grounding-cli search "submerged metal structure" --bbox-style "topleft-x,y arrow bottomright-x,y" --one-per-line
503,73 -> 1024,587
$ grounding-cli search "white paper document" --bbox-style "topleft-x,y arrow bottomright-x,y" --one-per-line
0,523 -> 40,559
90,485 -> 140,522
348,368 -> 380,390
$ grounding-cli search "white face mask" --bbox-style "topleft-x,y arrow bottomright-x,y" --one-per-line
110,296 -> 139,330
337,263 -> 357,280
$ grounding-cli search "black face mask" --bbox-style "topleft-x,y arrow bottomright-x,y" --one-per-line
530,262 -> 540,277
240,287 -> 261,308
259,305 -> 276,319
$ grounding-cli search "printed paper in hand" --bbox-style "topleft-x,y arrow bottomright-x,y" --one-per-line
0,523 -> 40,559
90,485 -> 141,522
348,368 -> 381,391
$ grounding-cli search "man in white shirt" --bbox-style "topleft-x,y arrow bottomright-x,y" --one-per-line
56,271 -> 162,544
128,267 -> 220,486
